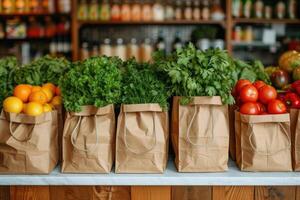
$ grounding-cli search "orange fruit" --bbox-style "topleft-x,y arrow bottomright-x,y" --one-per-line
13,84 -> 32,102
3,97 -> 23,113
42,83 -> 56,94
50,96 -> 62,106
41,88 -> 54,102
55,87 -> 61,96
22,103 -> 27,113
29,91 -> 48,104
31,86 -> 42,93
43,103 -> 53,113
25,102 -> 43,116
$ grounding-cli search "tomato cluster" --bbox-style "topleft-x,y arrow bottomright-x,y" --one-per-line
234,80 -> 287,115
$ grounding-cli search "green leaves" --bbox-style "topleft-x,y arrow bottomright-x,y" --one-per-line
59,56 -> 122,112
153,43 -> 236,105
121,59 -> 170,110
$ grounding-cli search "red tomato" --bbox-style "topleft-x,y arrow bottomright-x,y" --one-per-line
253,80 -> 266,90
267,100 -> 287,114
239,85 -> 258,103
258,85 -> 277,104
235,79 -> 252,94
256,102 -> 266,114
240,102 -> 260,115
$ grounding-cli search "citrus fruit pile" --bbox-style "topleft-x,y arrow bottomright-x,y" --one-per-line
3,83 -> 62,116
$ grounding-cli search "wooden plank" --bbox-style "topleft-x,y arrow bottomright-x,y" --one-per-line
0,186 -> 10,200
10,186 -> 50,200
212,186 -> 254,200
255,186 -> 296,200
92,186 -> 131,200
50,186 -> 93,200
172,186 -> 211,200
296,187 -> 300,200
131,186 -> 171,200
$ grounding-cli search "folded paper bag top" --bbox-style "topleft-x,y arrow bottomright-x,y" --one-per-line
70,104 -> 114,116
121,103 -> 164,113
1,110 -> 56,125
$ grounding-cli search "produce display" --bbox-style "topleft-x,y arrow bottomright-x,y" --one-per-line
234,79 -> 287,115
59,56 -> 122,112
3,83 -> 61,116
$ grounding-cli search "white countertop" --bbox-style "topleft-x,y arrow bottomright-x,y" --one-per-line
1,160 -> 300,186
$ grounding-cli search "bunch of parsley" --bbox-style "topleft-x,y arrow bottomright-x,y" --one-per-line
153,43 -> 236,105
0,57 -> 19,109
14,55 -> 70,85
59,56 -> 122,112
121,59 -> 170,110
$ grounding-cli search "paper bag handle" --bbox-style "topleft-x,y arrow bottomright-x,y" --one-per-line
186,105 -> 214,146
123,112 -> 157,155
9,121 -> 34,142
70,115 -> 99,152
248,123 -> 291,156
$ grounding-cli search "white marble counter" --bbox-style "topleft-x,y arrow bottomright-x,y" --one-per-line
1,160 -> 300,186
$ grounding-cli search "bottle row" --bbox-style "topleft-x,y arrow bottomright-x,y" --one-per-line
77,0 -> 225,22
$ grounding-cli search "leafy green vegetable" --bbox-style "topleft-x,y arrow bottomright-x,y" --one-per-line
121,59 -> 170,110
234,59 -> 270,84
153,43 -> 236,105
0,57 -> 19,109
14,55 -> 70,85
59,56 -> 122,112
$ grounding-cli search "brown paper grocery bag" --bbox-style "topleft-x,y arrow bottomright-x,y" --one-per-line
229,105 -> 238,161
0,110 -> 58,174
290,109 -> 300,171
115,104 -> 169,173
171,96 -> 229,172
62,105 -> 115,173
235,111 -> 292,172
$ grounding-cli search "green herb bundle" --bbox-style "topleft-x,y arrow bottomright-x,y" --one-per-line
121,59 -> 170,110
234,59 -> 270,84
0,57 -> 19,109
154,43 -> 236,105
14,55 -> 70,86
59,56 -> 122,112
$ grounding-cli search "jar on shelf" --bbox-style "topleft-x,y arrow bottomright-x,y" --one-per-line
211,0 -> 225,21
244,26 -> 253,42
276,0 -> 286,19
2,0 -> 15,13
264,3 -> 272,19
202,0 -> 210,20
232,0 -> 242,18
127,38 -> 140,61
288,0 -> 297,19
141,0 -> 152,21
121,0 -> 131,21
100,38 -> 113,57
58,0 -> 71,13
15,0 -> 26,13
111,0 -> 121,21
81,42 -> 89,60
174,0 -> 182,20
254,0 -> 264,18
243,0 -> 252,18
165,0 -> 174,20
131,0 -> 142,21
114,38 -> 126,60
233,26 -> 242,41
140,38 -> 153,62
44,16 -> 56,37
152,0 -> 164,21
91,44 -> 99,57
78,0 -> 88,20
184,0 -> 192,20
89,0 -> 99,20
193,0 -> 201,21
100,0 -> 110,21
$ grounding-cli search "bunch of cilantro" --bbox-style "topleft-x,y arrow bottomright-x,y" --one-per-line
121,59 -> 170,110
153,43 -> 236,105
14,55 -> 70,86
59,56 -> 122,112
0,57 -> 19,109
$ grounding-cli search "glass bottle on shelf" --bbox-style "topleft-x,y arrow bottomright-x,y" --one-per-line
111,0 -> 121,21
244,26 -> 253,42
91,43 -> 99,57
172,31 -> 183,52
202,0 -> 210,20
184,0 -> 192,20
155,30 -> 166,55
243,0 -> 252,18
100,38 -> 113,56
140,38 -> 153,62
141,0 -> 152,21
2,0 -> 14,13
15,0 -> 25,13
78,0 -> 88,20
211,0 -> 225,21
165,0 -> 174,20
254,0 -> 263,18
232,0 -> 242,18
152,0 -> 164,21
264,0 -> 272,19
131,0 -> 141,21
127,38 -> 140,61
175,0 -> 182,20
288,0 -> 297,19
114,38 -> 126,60
81,42 -> 89,60
100,0 -> 110,21
121,0 -> 131,21
276,0 -> 286,19
193,0 -> 201,21
89,0 -> 99,20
